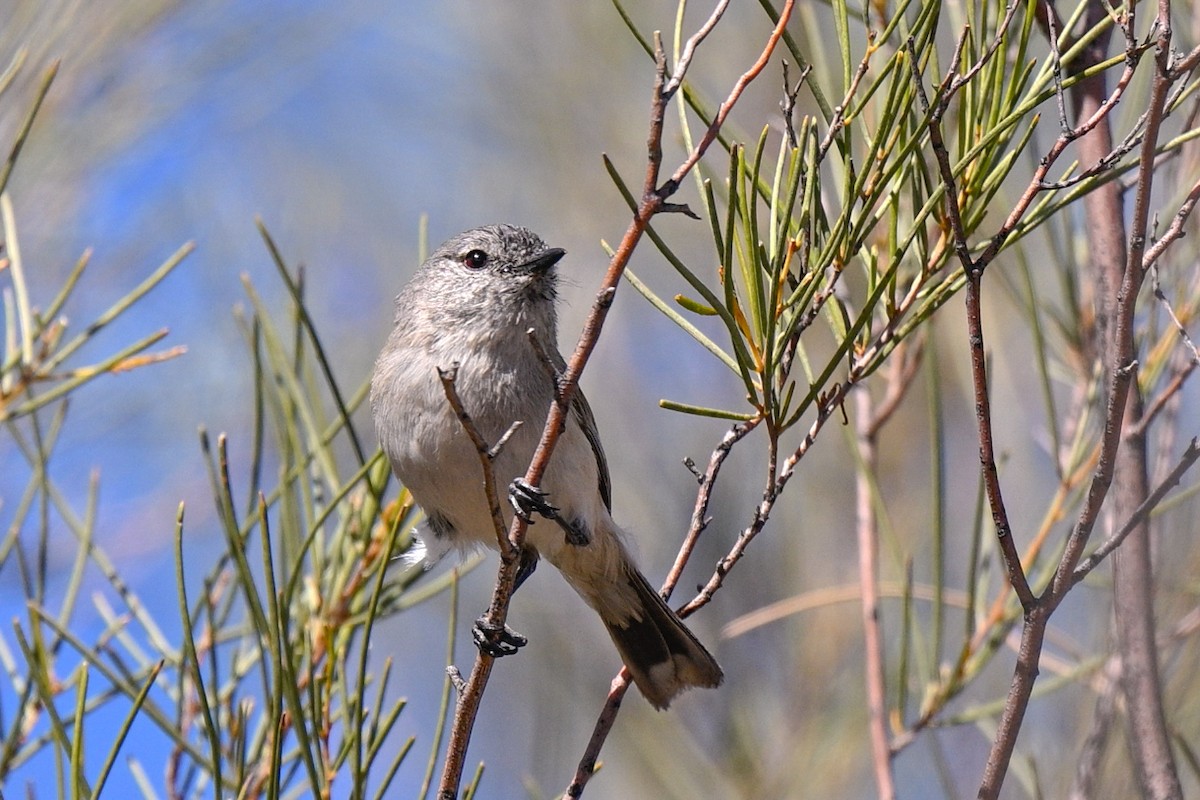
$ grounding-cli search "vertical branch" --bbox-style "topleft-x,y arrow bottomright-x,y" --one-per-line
1065,0 -> 1156,786
433,366 -> 514,800
960,272 -> 1036,611
906,38 -> 1036,611
1080,1 -> 1183,793
853,385 -> 895,800
1045,2 -> 1174,598
979,2 -> 1185,797
564,676 -> 632,799
977,615 -> 1051,799
439,4 -> 795,798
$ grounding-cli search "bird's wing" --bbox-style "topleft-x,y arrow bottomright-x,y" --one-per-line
548,345 -> 612,511
571,388 -> 612,511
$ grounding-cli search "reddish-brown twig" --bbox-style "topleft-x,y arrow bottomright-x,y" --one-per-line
854,385 -> 895,800
435,3 -> 793,798
556,6 -> 796,798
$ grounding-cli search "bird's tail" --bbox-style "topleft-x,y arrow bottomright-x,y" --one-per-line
598,564 -> 723,709
545,523 -> 722,709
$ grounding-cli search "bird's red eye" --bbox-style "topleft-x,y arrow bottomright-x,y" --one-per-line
463,249 -> 489,269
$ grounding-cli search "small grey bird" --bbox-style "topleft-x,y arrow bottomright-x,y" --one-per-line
370,224 -> 722,708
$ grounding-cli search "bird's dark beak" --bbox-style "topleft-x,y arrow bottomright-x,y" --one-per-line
522,247 -> 566,273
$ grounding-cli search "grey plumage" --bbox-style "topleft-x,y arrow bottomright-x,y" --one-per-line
369,224 -> 722,709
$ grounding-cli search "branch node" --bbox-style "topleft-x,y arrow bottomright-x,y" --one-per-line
447,666 -> 466,695
596,286 -> 617,309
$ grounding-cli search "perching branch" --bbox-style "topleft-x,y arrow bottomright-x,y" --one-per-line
435,3 -> 794,797
1044,0 -> 1173,610
433,366 -> 524,800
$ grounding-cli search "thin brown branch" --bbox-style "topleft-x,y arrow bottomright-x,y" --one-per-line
564,672 -> 633,798
1048,32 -> 1179,796
817,35 -> 877,159
489,421 -> 525,461
437,4 -> 794,798
664,0 -> 732,98
661,419 -> 760,599
945,1 -> 1024,97
1047,6 -> 1072,133
1046,0 -> 1173,608
897,5 -> 1189,795
1135,357 -> 1198,435
1038,15 -> 1152,191
570,362 -> 860,800
977,608 -> 1052,800
572,424 -> 794,796
979,4 -> 1181,797
434,365 -> 515,799
565,417 -> 758,798
682,378 -> 844,618
437,365 -> 513,555
780,60 -> 811,148
1151,266 -> 1200,364
1173,42 -> 1200,75
662,0 -> 795,194
975,39 -> 1141,268
1071,438 -> 1200,584
854,386 -> 896,800
1141,174 -> 1200,272
526,327 -> 565,397
907,37 -> 1036,611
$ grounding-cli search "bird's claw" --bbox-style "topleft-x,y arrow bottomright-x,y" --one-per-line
509,479 -> 558,523
508,479 -> 590,546
472,616 -> 527,657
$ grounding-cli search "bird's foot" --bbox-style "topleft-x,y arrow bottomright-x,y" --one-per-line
508,479 -> 590,546
509,479 -> 556,523
472,616 -> 527,657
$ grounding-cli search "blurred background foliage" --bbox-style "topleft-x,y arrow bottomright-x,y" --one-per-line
2,1 -> 1199,798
